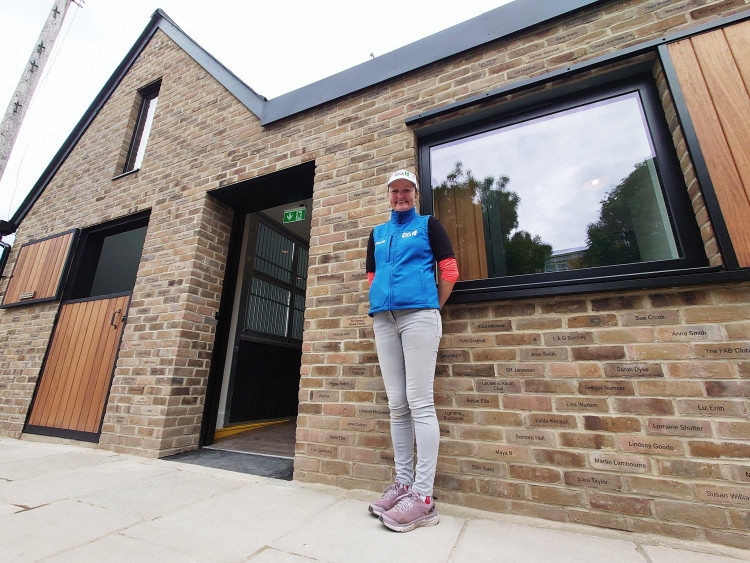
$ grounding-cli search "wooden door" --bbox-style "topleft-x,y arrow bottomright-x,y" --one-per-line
26,294 -> 130,439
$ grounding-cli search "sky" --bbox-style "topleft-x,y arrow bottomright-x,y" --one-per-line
0,0 -> 512,225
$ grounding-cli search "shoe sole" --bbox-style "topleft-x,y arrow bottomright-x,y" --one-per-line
380,512 -> 440,532
369,505 -> 384,517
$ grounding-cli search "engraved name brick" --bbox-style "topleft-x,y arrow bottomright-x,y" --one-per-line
647,417 -> 711,437
618,435 -> 684,456
343,365 -> 371,377
477,443 -> 529,461
440,410 -> 466,423
330,329 -> 357,339
544,332 -> 593,346
507,429 -> 553,444
656,325 -> 720,341
309,445 -> 337,457
590,453 -> 651,473
520,348 -> 568,361
622,310 -> 679,325
457,394 -> 499,408
357,406 -> 389,417
603,363 -> 663,378
529,414 -> 576,428
696,486 -> 750,507
454,335 -> 492,347
565,471 -> 622,490
677,400 -> 747,417
578,380 -> 634,395
324,432 -> 353,445
476,378 -> 520,394
698,344 -> 750,359
555,397 -> 608,412
324,378 -> 355,390
345,316 -> 370,328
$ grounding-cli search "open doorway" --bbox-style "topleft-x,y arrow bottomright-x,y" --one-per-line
202,162 -> 314,471
213,202 -> 309,457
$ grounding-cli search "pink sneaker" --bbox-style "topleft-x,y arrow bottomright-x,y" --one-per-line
380,491 -> 439,532
368,482 -> 409,516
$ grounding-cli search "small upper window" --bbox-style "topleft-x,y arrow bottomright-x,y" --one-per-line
123,81 -> 160,173
419,73 -> 707,299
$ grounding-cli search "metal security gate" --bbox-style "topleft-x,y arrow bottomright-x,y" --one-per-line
226,217 -> 308,423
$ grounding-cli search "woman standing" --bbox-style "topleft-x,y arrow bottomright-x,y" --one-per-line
366,169 -> 458,532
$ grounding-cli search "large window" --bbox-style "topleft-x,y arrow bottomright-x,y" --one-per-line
419,73 -> 707,298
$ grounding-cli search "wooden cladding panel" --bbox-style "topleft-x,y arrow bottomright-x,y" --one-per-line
2,231 -> 75,306
668,21 -> 750,267
27,295 -> 130,434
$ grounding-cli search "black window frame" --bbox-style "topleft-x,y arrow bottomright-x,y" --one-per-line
417,69 -> 711,303
123,80 -> 161,174
64,211 -> 150,302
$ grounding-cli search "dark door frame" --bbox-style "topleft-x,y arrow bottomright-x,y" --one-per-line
201,161 -> 315,446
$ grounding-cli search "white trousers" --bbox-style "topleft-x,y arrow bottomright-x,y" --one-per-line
373,308 -> 442,496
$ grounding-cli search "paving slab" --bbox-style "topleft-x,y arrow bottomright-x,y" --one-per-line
0,438 -> 86,463
450,518 -> 645,562
1,437 -> 748,563
641,545 -> 748,563
0,459 -> 171,506
44,533 -> 215,563
0,499 -> 139,561
76,468 -> 245,520
0,450 -> 119,480
122,480 -> 339,561
249,546 -> 319,561
270,496 -> 464,563
0,500 -> 21,517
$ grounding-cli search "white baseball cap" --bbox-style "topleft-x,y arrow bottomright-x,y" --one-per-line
387,169 -> 418,188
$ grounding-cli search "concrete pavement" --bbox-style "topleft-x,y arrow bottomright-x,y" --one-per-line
0,436 -> 748,562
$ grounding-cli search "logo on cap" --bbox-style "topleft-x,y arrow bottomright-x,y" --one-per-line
387,169 -> 418,187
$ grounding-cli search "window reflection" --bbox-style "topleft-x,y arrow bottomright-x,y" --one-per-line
430,92 -> 679,281
124,82 -> 160,173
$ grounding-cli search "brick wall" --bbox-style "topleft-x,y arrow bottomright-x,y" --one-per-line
0,32 -> 255,454
292,0 -> 750,549
0,0 -> 748,548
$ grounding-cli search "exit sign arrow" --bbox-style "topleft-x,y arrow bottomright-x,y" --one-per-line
283,208 -> 306,223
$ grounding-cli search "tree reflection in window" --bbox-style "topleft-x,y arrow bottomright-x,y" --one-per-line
583,158 -> 676,267
433,162 -> 552,278
429,92 -> 680,281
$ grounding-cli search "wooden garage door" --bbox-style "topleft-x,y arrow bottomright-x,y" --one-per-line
26,294 -> 130,438
668,20 -> 750,266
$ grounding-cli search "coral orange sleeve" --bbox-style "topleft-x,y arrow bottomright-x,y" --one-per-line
438,257 -> 459,283
367,271 -> 375,286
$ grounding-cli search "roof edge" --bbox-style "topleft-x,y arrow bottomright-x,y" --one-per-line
10,9 -> 267,228
10,11 -> 162,227
260,0 -> 602,125
153,10 -> 267,115
9,0 -> 602,227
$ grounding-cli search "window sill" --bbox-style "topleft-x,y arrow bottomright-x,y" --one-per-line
111,168 -> 140,181
448,266 -> 750,304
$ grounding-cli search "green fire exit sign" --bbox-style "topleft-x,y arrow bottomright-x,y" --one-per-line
283,208 -> 306,223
